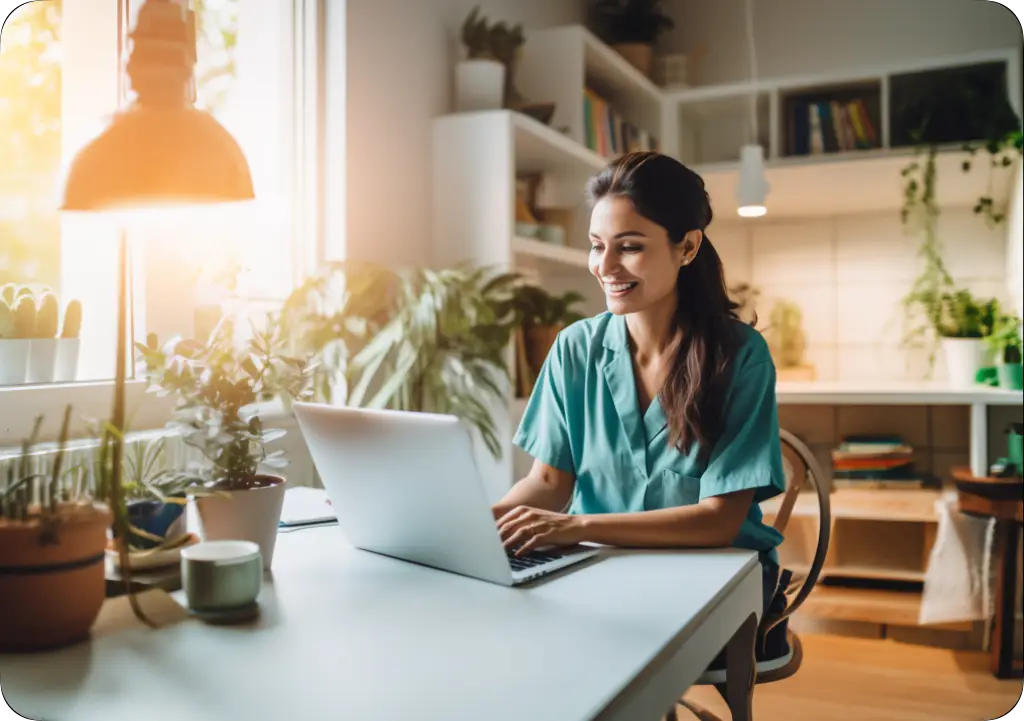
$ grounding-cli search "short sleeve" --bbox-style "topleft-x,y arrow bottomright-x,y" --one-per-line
699,356 -> 785,504
512,333 -> 575,473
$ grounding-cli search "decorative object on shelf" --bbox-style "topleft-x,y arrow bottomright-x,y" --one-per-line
0,407 -> 112,652
655,53 -> 689,89
0,285 -> 81,386
57,0 -> 256,630
457,7 -> 531,113
587,0 -> 674,78
736,0 -> 768,217
985,310 -> 1024,390
922,289 -> 1002,387
765,299 -> 814,381
728,282 -> 760,325
135,318 -> 315,571
494,283 -> 585,398
347,266 -> 523,460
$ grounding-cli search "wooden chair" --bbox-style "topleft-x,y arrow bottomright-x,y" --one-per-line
671,428 -> 833,721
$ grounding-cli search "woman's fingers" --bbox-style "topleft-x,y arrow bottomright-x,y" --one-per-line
497,507 -> 534,541
503,523 -> 545,552
516,530 -> 551,556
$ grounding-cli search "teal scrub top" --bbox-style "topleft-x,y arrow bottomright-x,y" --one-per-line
513,311 -> 785,559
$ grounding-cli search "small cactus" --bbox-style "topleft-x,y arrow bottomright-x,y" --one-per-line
61,300 -> 82,339
36,293 -> 60,338
13,296 -> 36,339
0,284 -> 16,307
0,300 -> 13,339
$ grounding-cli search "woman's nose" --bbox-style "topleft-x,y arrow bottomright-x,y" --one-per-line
597,249 -> 620,277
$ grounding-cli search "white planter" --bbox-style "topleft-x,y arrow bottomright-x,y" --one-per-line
941,337 -> 986,388
455,59 -> 505,112
54,338 -> 81,382
27,338 -> 59,384
195,476 -> 286,570
0,339 -> 31,386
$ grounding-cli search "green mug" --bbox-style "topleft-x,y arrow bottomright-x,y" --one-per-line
1008,422 -> 1023,470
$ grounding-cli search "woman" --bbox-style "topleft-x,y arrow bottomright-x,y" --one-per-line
493,151 -> 785,616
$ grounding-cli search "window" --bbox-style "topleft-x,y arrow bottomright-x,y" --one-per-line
1,0 -> 320,395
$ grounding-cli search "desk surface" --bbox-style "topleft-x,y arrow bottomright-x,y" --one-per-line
1,526 -> 760,721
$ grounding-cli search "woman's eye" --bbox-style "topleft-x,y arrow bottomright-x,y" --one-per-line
589,244 -> 603,253
622,245 -> 642,253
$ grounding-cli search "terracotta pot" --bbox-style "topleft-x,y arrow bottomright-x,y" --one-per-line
613,43 -> 654,77
524,325 -> 563,378
0,503 -> 112,652
196,475 -> 286,571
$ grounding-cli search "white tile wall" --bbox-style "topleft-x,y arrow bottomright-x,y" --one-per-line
716,209 -> 1012,382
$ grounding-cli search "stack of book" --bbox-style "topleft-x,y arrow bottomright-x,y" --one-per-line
583,88 -> 658,158
789,97 -> 879,156
831,435 -> 922,489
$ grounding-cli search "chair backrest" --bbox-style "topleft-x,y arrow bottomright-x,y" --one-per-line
763,428 -> 832,633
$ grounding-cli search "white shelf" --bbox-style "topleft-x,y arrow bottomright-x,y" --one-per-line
698,147 -> 1021,220
512,111 -> 607,177
580,27 -> 664,104
776,380 -> 1024,406
512,236 -> 590,269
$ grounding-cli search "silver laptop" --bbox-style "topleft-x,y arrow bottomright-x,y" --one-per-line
292,402 -> 599,586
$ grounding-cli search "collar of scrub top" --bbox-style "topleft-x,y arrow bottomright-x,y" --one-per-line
600,314 -> 670,475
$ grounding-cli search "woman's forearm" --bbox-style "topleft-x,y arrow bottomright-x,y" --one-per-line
492,475 -> 573,519
577,491 -> 754,549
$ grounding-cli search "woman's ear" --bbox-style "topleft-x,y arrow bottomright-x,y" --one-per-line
679,230 -> 703,266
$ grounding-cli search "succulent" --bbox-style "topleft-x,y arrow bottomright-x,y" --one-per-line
36,293 -> 60,339
61,300 -> 83,339
1,284 -> 16,308
0,300 -> 13,339
13,296 -> 37,339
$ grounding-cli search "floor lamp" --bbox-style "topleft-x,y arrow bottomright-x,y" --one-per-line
59,0 -> 254,621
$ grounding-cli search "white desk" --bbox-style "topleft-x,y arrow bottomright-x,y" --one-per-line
0,526 -> 763,721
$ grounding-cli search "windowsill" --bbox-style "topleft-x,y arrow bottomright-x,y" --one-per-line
0,381 -> 294,446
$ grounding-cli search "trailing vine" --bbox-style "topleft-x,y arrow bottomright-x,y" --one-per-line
961,129 -> 1024,226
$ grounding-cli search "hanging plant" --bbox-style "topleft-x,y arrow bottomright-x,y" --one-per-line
960,129 -> 1023,226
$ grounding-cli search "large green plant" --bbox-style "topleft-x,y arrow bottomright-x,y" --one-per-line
495,284 -> 585,329
276,261 -> 395,404
135,317 -> 315,491
346,266 -> 521,459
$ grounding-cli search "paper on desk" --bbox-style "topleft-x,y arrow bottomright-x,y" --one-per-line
279,487 -> 336,527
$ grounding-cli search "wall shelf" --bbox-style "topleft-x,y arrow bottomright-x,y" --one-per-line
775,381 -> 1024,406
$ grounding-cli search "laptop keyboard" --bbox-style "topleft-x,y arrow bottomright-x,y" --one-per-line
506,548 -> 565,572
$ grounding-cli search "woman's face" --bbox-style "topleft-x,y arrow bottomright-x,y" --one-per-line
588,195 -> 700,316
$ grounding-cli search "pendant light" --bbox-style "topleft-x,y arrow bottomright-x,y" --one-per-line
60,0 -> 254,212
735,0 -> 769,218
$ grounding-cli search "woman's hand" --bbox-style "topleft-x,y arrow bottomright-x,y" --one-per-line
496,506 -> 584,556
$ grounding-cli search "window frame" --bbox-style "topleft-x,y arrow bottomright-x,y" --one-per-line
0,0 -> 326,447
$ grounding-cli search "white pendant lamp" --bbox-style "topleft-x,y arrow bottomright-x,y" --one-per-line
736,0 -> 769,218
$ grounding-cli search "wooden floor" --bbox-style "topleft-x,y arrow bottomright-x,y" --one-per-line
679,634 -> 1023,721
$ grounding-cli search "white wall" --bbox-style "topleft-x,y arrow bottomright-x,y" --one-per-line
336,0 -> 585,267
661,0 -> 1023,86
711,208 -> 1013,382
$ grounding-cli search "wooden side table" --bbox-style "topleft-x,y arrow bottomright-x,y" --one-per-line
952,467 -> 1024,679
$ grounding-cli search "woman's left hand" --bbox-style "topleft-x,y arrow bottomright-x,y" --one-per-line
496,506 -> 584,556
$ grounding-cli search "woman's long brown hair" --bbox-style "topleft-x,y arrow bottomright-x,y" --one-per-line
587,151 -> 750,459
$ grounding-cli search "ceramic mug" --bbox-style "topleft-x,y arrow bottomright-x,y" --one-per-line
180,540 -> 262,615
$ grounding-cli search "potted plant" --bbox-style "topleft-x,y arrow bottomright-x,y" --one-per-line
347,265 -> 521,459
135,317 -> 315,569
26,290 -> 60,384
930,290 -> 1001,387
276,260 -> 395,405
589,0 -> 675,77
0,407 -> 112,652
765,299 -> 809,373
456,6 -> 516,112
496,283 -> 585,397
55,298 -> 83,382
0,285 -> 36,386
986,311 -> 1023,390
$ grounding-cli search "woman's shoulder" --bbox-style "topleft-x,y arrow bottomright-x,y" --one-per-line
726,318 -> 774,369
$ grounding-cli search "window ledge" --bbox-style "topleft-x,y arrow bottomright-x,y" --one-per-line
0,381 -> 295,447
